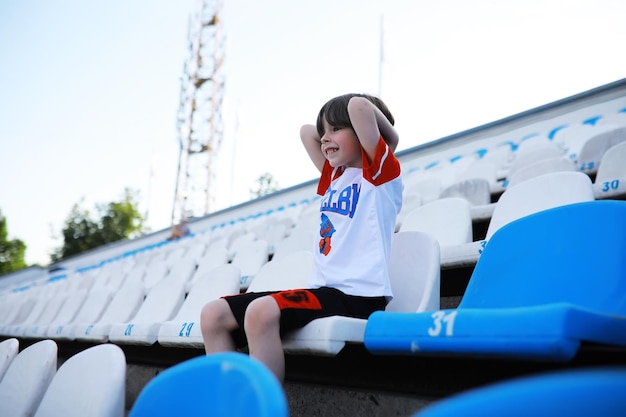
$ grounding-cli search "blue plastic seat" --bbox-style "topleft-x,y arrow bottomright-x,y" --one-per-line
128,352 -> 289,417
364,200 -> 626,361
413,367 -> 626,417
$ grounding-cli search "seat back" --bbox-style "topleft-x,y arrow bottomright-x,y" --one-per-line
576,126 -> 626,173
485,171 -> 594,240
72,287 -> 114,325
595,142 -> 626,191
507,144 -> 562,177
163,254 -> 197,286
506,156 -> 575,188
130,276 -> 186,324
386,231 -> 440,313
399,198 -> 472,247
403,176 -> 443,204
0,338 -> 18,383
0,339 -> 57,417
97,278 -> 145,324
414,366 -> 626,417
156,264 -> 242,347
142,257 -> 169,290
47,288 -> 88,329
271,228 -> 315,261
188,245 -> 230,290
439,178 -> 491,206
173,263 -> 241,320
34,344 -> 126,417
229,232 -> 257,258
460,200 -> 626,314
247,250 -> 314,292
231,240 -> 270,290
128,352 -> 288,417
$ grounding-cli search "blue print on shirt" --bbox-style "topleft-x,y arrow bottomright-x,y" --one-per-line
319,213 -> 335,256
320,183 -> 360,218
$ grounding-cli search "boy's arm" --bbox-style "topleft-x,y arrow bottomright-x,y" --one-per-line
300,124 -> 326,173
347,97 -> 399,162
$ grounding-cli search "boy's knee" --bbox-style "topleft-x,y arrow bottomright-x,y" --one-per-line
244,296 -> 280,334
200,299 -> 229,333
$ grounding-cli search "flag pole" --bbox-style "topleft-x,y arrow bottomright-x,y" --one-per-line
378,14 -> 384,97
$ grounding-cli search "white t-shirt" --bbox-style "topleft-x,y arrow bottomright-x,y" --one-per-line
307,137 -> 403,301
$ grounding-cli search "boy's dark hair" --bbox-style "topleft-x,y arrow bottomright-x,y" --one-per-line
316,93 -> 395,144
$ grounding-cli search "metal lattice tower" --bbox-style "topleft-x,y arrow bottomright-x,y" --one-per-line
171,0 -> 225,224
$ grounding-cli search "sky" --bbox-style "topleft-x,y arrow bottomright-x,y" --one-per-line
1,0 -> 625,266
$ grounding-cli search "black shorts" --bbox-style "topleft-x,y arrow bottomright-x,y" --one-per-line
222,287 -> 387,349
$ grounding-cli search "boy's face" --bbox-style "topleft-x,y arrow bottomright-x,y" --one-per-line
320,118 -> 362,168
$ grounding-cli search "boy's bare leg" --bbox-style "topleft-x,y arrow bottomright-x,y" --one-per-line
244,296 -> 285,383
200,298 -> 238,353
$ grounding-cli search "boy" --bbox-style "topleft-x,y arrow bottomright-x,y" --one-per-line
200,93 -> 402,382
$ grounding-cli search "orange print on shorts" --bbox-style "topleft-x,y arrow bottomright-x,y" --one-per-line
271,290 -> 322,310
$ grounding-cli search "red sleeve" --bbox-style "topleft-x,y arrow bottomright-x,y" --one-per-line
362,136 -> 401,185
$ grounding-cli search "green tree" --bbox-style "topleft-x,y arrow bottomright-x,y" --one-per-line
250,172 -> 280,198
52,188 -> 146,262
0,210 -> 27,275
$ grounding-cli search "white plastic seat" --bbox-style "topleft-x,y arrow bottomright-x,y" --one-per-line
108,275 -> 186,345
163,253 -> 198,287
33,344 -> 126,417
246,250 -> 314,294
66,270 -> 97,294
474,143 -> 515,187
403,176 -> 442,204
0,339 -> 58,417
555,123 -> 623,166
164,245 -> 187,269
575,125 -> 626,174
3,293 -> 52,337
0,338 -> 18,383
0,289 -> 37,336
43,288 -> 87,339
456,159 -> 499,189
515,134 -> 557,153
74,279 -> 145,343
22,293 -> 68,339
595,111 -> 626,128
399,197 -> 473,267
255,223 -> 289,255
228,231 -> 257,259
440,171 -> 595,268
293,200 -> 324,235
186,244 -> 229,292
231,240 -> 270,291
439,178 -> 491,206
394,191 -> 423,232
507,143 -> 562,179
399,197 -> 473,247
88,262 -> 120,293
48,287 -> 113,341
158,264 -> 242,347
593,141 -> 626,199
178,241 -> 207,267
506,156 -> 575,188
281,232 -> 440,355
488,171 -> 595,237
108,261 -> 145,292
271,227 -> 315,261
141,257 -> 169,291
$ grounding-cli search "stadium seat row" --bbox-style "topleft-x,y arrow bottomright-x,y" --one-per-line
4,335 -> 624,417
